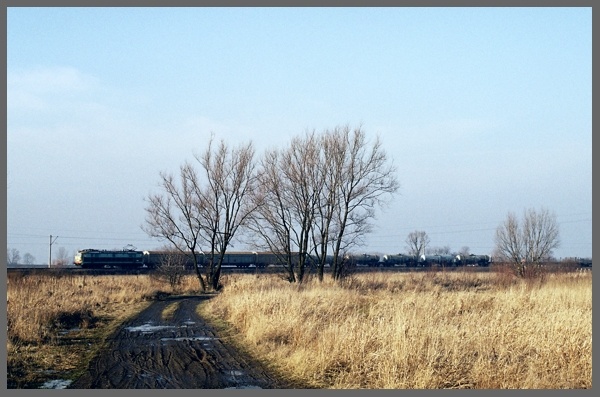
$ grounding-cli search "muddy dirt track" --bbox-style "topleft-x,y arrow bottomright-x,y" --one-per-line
69,295 -> 297,389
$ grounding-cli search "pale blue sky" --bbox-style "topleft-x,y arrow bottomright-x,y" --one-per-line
7,7 -> 592,264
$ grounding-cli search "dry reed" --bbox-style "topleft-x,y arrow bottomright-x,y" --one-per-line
6,271 -> 198,388
6,269 -> 592,389
202,270 -> 592,389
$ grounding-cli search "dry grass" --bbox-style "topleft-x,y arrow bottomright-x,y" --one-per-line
202,270 -> 592,389
6,271 -> 201,388
7,269 -> 592,389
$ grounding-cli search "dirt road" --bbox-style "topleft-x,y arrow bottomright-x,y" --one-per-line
69,295 -> 296,389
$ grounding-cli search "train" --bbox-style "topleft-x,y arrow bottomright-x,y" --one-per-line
73,248 -> 494,270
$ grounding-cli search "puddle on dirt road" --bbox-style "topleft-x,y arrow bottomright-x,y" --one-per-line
126,322 -> 218,344
125,323 -> 178,333
125,321 -> 198,334
160,336 -> 216,342
40,379 -> 72,389
224,370 -> 263,389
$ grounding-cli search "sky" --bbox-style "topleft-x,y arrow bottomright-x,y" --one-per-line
6,7 -> 592,265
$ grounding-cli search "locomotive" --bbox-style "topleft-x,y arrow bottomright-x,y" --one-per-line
73,248 -> 493,270
73,249 -> 145,269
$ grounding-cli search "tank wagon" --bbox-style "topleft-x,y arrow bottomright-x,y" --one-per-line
575,257 -> 592,267
344,253 -> 381,267
455,254 -> 492,267
420,254 -> 459,267
382,254 -> 421,267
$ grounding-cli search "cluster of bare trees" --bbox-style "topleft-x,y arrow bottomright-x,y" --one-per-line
7,247 -> 74,267
143,125 -> 399,291
404,209 -> 560,277
403,231 -> 469,257
249,126 -> 399,283
494,207 -> 560,277
7,248 -> 36,266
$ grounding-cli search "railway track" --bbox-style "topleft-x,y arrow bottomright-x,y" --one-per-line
7,263 -> 588,276
7,265 -> 491,276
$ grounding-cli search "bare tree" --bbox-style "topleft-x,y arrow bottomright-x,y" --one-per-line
248,148 -> 295,281
23,253 -> 36,265
194,137 -> 258,291
7,248 -> 20,266
150,247 -> 188,291
144,162 -> 207,291
249,132 -> 322,283
317,125 -> 399,281
143,135 -> 257,292
405,230 -> 430,258
52,247 -> 70,267
495,207 -> 560,277
428,245 -> 452,255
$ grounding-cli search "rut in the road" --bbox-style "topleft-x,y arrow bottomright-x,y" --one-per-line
69,295 -> 291,389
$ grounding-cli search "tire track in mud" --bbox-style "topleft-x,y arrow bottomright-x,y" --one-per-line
69,295 -> 289,389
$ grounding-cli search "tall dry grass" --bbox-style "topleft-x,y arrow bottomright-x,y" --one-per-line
6,271 -> 201,387
7,269 -> 592,389
202,270 -> 592,389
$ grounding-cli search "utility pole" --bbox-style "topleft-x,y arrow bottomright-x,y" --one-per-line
49,235 -> 58,268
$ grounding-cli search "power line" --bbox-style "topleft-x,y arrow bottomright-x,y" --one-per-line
7,233 -> 156,242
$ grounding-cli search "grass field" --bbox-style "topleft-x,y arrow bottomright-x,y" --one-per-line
7,267 -> 592,389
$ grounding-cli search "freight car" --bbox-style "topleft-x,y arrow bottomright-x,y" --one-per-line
142,250 -> 285,269
455,254 -> 492,267
381,254 -> 421,267
142,250 -> 205,269
577,258 -> 592,267
344,253 -> 381,267
419,254 -> 459,267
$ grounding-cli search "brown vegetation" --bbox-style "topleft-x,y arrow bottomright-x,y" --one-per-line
203,269 -> 592,389
6,268 -> 592,389
6,272 -> 198,388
